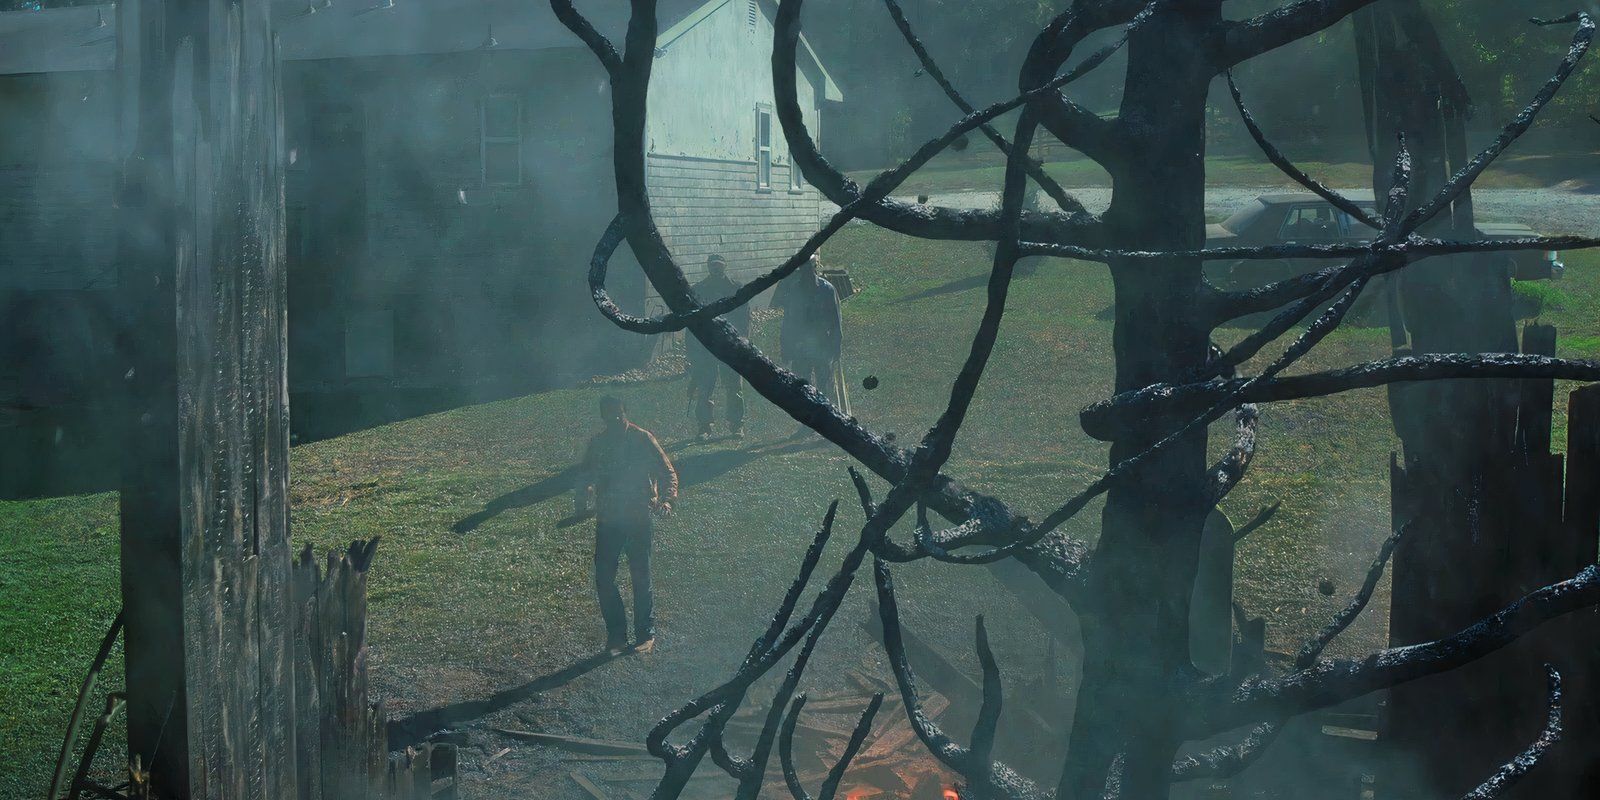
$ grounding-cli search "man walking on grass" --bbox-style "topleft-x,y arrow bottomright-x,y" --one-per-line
773,254 -> 847,415
686,254 -> 749,440
576,396 -> 678,654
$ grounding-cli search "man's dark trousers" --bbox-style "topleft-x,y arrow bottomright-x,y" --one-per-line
690,360 -> 745,431
595,511 -> 654,644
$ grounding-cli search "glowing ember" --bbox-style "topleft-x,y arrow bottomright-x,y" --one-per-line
944,790 -> 961,800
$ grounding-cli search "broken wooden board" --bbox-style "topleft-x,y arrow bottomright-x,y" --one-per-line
492,728 -> 649,756
570,770 -> 610,800
856,692 -> 949,764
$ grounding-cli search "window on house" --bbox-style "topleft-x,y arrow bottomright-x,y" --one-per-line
481,92 -> 522,186
756,107 -> 773,190
789,158 -> 803,192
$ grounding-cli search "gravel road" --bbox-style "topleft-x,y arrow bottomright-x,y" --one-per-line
863,186 -> 1600,236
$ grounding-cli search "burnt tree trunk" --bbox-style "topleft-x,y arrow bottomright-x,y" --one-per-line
1057,7 -> 1220,798
116,0 -> 294,795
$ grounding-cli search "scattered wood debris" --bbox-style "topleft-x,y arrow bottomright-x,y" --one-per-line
490,728 -> 649,756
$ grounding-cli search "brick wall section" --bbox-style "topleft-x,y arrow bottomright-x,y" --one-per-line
646,153 -> 823,304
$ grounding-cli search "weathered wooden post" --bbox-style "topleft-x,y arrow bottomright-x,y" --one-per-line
1360,5 -> 1598,796
116,0 -> 295,795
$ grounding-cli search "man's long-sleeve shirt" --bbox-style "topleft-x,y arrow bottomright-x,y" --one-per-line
578,422 -> 679,521
687,272 -> 750,370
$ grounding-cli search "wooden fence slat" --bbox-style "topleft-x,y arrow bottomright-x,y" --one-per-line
1566,385 -> 1600,567
1518,323 -> 1558,455
287,539 -> 456,798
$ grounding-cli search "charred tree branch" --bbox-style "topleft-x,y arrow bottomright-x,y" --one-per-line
874,559 -> 1048,800
1459,665 -> 1564,800
1083,353 -> 1600,437
1400,13 -> 1594,234
778,693 -> 884,800
1193,566 -> 1600,736
1225,71 -> 1381,229
774,0 -> 1108,245
1222,0 -> 1385,66
549,0 -> 622,75
880,0 -> 1086,214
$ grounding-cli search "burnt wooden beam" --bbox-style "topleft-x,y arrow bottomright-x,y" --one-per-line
116,0 -> 295,794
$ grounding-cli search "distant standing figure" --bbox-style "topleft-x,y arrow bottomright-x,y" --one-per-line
773,254 -> 845,410
576,396 -> 678,654
686,254 -> 749,440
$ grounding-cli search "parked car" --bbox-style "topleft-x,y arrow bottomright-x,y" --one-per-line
1205,193 -> 1563,321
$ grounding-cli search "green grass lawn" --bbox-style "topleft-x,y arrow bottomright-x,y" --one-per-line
4,229 -> 1598,797
849,150 -> 1599,194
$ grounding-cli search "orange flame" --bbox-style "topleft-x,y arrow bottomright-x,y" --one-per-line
944,790 -> 961,800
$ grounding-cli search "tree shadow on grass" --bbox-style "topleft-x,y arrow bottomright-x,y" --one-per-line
891,273 -> 989,306
386,651 -> 619,747
450,437 -> 828,534
892,259 -> 1045,307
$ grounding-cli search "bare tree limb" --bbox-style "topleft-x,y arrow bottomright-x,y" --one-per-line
1175,523 -> 1407,783
774,0 -> 1107,245
874,559 -> 1048,800
1225,70 -> 1381,229
879,0 -> 1086,214
1399,13 -> 1594,234
1206,139 -> 1413,381
870,105 -> 1044,542
733,589 -> 840,799
778,693 -> 884,800
1297,525 -> 1404,668
1170,721 -> 1282,783
1459,665 -> 1564,800
970,616 -> 1004,768
1192,565 -> 1600,736
1021,233 -> 1600,265
1083,353 -> 1600,436
647,502 -> 851,765
1209,14 -> 1593,329
1206,404 -> 1260,505
1222,0 -> 1386,66
1025,1 -> 1157,166
1205,265 -> 1345,324
549,0 -> 622,75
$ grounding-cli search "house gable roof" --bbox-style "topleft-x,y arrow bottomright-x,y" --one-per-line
656,0 -> 841,101
0,0 -> 842,101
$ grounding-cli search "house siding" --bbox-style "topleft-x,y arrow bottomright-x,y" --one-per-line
0,70 -> 117,292
0,0 -> 839,453
642,0 -> 830,298
280,49 -> 647,400
646,154 -> 822,295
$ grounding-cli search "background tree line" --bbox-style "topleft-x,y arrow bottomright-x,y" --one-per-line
3,0 -> 1593,169
806,0 -> 1600,169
